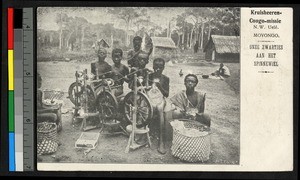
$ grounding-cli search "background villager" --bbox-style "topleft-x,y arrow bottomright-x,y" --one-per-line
211,63 -> 231,80
194,41 -> 199,53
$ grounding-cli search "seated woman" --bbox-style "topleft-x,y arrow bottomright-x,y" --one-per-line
37,73 -> 62,132
168,73 -> 211,127
154,73 -> 211,154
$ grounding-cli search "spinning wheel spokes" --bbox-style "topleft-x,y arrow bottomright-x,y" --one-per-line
123,91 -> 153,128
84,85 -> 96,112
68,82 -> 83,105
97,91 -> 118,121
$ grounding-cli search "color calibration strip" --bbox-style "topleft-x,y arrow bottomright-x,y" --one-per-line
14,8 -> 24,171
8,7 -> 34,172
8,7 -> 15,171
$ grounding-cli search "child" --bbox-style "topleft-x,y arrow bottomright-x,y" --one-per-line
148,58 -> 170,98
148,58 -> 170,154
91,48 -> 112,80
111,48 -> 129,97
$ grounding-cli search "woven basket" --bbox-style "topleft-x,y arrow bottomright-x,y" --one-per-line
43,89 -> 64,101
171,119 -> 211,163
37,122 -> 58,155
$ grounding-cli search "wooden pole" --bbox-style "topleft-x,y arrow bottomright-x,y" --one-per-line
125,73 -> 138,153
132,73 -> 137,143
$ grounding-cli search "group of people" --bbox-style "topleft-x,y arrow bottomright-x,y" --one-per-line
37,35 -> 218,154
90,36 -> 212,154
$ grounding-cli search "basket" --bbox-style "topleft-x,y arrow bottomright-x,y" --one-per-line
43,89 -> 64,101
171,119 -> 211,163
37,122 -> 58,155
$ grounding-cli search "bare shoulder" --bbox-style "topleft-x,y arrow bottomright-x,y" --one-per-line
121,63 -> 129,70
195,91 -> 206,97
162,74 -> 170,80
91,61 -> 98,65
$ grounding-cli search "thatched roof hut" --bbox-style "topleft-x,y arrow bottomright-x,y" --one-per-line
204,35 -> 240,62
151,37 -> 177,49
151,37 -> 177,62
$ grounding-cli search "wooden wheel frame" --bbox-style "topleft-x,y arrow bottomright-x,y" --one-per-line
97,91 -> 119,122
68,82 -> 83,105
83,85 -> 97,112
123,91 -> 153,128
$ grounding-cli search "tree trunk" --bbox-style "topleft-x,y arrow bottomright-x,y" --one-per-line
75,21 -> 78,44
125,23 -> 129,46
182,32 -> 185,47
177,33 -> 180,46
186,32 -> 190,49
190,26 -> 194,48
198,27 -> 201,46
59,15 -> 63,49
111,34 -> 114,49
200,22 -> 205,49
208,24 -> 212,41
66,30 -> 75,50
167,19 -> 171,38
81,26 -> 86,50
167,18 -> 169,38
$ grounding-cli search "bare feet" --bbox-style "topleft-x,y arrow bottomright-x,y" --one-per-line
157,148 -> 166,154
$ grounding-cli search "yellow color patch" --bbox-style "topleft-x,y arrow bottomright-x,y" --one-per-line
8,50 -> 14,90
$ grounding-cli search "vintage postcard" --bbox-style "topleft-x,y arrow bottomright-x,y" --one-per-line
36,7 -> 293,171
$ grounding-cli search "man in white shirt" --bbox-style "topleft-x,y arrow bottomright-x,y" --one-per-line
212,63 -> 231,80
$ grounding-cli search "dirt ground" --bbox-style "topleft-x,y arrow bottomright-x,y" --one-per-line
37,55 -> 240,165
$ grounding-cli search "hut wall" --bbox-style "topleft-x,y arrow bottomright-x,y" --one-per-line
205,48 -> 213,61
151,47 -> 177,62
216,53 -> 239,63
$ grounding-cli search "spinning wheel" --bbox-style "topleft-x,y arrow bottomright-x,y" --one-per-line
97,91 -> 118,120
68,82 -> 96,110
123,91 -> 153,128
68,82 -> 83,105
97,89 -> 128,135
82,85 -> 96,112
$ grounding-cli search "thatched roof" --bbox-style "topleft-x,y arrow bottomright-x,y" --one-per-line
151,37 -> 177,49
97,39 -> 110,48
205,35 -> 240,54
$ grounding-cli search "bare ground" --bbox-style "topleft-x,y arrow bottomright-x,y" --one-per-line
37,56 -> 240,165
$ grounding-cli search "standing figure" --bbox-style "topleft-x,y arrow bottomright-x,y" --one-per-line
111,48 -> 129,97
194,41 -> 199,53
91,48 -> 112,80
127,51 -> 151,90
127,35 -> 153,69
127,36 -> 144,68
148,58 -> 170,154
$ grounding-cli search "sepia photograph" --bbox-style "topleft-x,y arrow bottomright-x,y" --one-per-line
36,7 -> 241,167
